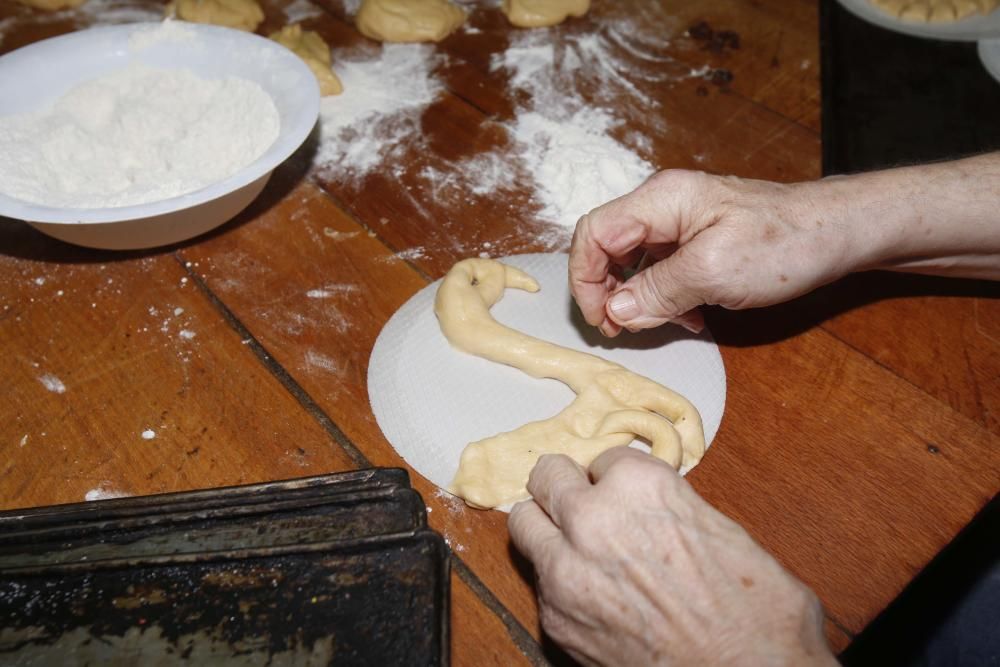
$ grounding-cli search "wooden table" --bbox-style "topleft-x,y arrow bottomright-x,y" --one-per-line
1,0 -> 997,663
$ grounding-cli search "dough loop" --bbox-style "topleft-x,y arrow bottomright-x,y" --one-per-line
435,258 -> 705,509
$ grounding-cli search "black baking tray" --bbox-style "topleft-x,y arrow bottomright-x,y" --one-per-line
0,468 -> 411,531
0,484 -> 427,568
0,534 -> 449,665
0,470 -> 450,665
820,0 -> 1000,174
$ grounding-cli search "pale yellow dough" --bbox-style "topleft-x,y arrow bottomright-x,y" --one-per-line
15,0 -> 85,10
435,258 -> 706,509
166,0 -> 264,32
502,0 -> 590,28
355,0 -> 466,43
868,0 -> 999,21
270,24 -> 343,96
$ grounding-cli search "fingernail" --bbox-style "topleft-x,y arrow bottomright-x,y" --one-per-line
608,291 -> 639,321
680,321 -> 703,334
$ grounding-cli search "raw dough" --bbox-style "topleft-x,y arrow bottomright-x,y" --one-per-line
355,0 -> 466,43
868,0 -> 999,21
435,258 -> 705,509
270,24 -> 343,96
14,0 -> 85,10
166,0 -> 265,32
502,0 -> 590,28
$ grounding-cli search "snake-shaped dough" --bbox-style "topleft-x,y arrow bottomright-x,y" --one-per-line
435,258 -> 706,509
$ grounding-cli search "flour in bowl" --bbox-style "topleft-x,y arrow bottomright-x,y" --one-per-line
0,63 -> 279,209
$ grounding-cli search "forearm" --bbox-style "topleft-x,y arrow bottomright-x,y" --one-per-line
795,152 -> 1000,280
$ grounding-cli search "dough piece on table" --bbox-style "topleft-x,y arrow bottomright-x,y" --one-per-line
502,0 -> 590,28
355,0 -> 466,43
14,0 -> 86,10
270,24 -> 343,96
166,0 -> 265,32
435,258 -> 706,509
868,0 -> 1000,21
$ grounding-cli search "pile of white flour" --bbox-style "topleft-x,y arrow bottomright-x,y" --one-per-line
0,63 -> 279,209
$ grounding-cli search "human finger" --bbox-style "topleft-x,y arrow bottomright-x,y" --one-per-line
526,454 -> 591,529
588,446 -> 676,485
508,499 -> 562,564
568,214 -> 632,327
606,252 -> 707,332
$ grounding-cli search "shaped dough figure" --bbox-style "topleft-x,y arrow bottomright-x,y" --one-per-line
356,0 -> 466,43
435,258 -> 705,509
15,0 -> 86,11
166,0 -> 265,32
868,0 -> 999,21
270,24 -> 343,96
502,0 -> 590,28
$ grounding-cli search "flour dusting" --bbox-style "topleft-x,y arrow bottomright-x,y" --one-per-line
304,349 -> 340,373
85,484 -> 130,501
0,0 -> 162,48
511,108 -> 653,228
282,0 -> 324,22
306,285 -> 359,298
38,373 -> 66,394
312,44 -> 442,181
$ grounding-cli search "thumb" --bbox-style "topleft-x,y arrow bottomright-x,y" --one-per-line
605,257 -> 705,332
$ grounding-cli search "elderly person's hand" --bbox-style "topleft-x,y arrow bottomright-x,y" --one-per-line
508,448 -> 837,667
570,153 -> 1000,336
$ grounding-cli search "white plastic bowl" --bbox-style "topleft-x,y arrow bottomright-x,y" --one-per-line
0,22 -> 320,250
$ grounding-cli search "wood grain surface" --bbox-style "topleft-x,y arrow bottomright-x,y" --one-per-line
0,0 -> 997,663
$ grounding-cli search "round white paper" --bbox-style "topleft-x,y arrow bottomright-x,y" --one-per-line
367,253 -> 727,511
837,0 -> 1000,42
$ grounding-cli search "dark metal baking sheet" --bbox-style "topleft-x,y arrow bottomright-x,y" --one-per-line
0,533 -> 450,666
0,468 -> 412,531
0,485 -> 427,569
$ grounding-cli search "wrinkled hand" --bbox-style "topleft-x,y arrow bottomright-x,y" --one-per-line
508,448 -> 837,667
569,170 -> 863,336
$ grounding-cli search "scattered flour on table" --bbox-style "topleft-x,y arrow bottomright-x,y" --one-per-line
0,0 -> 162,48
303,349 -> 340,373
401,12 -> 695,240
311,44 -> 442,181
0,63 -> 279,209
84,483 -> 130,501
306,285 -> 359,298
482,27 -> 674,231
38,373 -> 66,394
291,5 -> 705,251
282,0 -> 324,22
509,108 -> 654,228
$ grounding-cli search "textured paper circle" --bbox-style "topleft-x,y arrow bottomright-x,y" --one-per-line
367,253 -> 727,511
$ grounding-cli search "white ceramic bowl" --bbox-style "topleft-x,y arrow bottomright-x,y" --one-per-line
0,22 -> 320,250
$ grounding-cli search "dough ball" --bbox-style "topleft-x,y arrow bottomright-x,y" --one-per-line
270,24 -> 343,96
502,0 -> 590,28
868,0 -> 1000,21
14,0 -> 86,11
166,0 -> 265,32
355,0 -> 466,43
